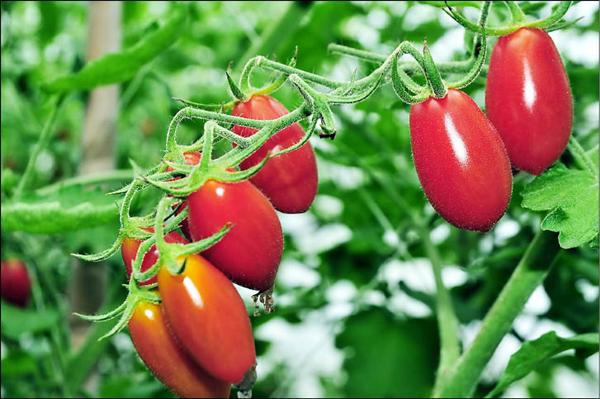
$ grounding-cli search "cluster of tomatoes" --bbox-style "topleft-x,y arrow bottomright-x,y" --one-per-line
120,95 -> 318,397
410,28 -> 572,232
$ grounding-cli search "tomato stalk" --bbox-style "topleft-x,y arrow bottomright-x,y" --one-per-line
434,230 -> 560,397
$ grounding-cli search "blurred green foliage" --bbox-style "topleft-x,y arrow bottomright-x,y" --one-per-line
1,1 -> 598,398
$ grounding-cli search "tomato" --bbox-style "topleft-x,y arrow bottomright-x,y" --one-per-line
187,176 -> 283,291
121,230 -> 188,285
129,301 -> 231,398
158,254 -> 256,384
1,259 -> 31,307
485,28 -> 572,175
410,89 -> 512,232
232,95 -> 318,213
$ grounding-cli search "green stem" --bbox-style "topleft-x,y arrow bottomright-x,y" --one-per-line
233,1 -> 311,71
14,95 -> 65,198
328,43 -> 387,63
34,169 -> 133,195
504,1 -> 525,24
421,225 -> 461,390
435,230 -> 560,397
257,56 -> 343,88
568,136 -> 598,178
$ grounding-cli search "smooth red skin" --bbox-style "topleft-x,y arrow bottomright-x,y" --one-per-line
486,28 -> 573,175
187,178 -> 283,291
410,89 -> 512,232
158,255 -> 256,384
232,95 -> 318,213
129,302 -> 231,398
121,231 -> 188,285
1,259 -> 31,307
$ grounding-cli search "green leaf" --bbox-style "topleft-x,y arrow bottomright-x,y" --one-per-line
487,331 -> 599,397
521,162 -> 599,249
0,302 -> 60,339
1,188 -> 119,234
43,5 -> 188,93
0,351 -> 38,377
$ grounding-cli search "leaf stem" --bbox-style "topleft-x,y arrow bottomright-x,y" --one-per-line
420,225 -> 461,390
435,230 -> 560,397
568,136 -> 598,178
14,95 -> 65,198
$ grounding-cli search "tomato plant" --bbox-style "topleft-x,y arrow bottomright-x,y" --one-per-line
0,259 -> 32,307
158,254 -> 256,384
486,28 -> 573,175
409,89 -> 512,232
129,301 -> 231,398
186,178 -> 283,291
2,2 -> 597,399
232,95 -> 318,213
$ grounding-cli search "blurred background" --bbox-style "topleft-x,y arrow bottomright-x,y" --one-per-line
1,1 -> 598,397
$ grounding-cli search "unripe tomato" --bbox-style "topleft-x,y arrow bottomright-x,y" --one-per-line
129,301 -> 231,398
232,95 -> 318,213
410,89 -> 512,232
121,230 -> 188,285
486,28 -> 572,175
187,176 -> 283,291
1,259 -> 31,307
158,254 -> 256,384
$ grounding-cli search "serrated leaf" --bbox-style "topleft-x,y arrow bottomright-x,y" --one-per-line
487,331 -> 599,397
0,302 -> 60,339
1,188 -> 119,234
521,163 -> 599,248
44,5 -> 188,93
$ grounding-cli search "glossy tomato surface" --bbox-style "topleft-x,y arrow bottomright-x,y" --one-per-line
187,178 -> 283,291
129,301 -> 231,398
232,95 -> 318,213
1,259 -> 31,307
486,28 -> 572,175
158,255 -> 256,384
410,89 -> 512,232
121,230 -> 188,285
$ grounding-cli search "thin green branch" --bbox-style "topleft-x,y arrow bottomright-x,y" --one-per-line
14,95 -> 65,198
420,225 -> 461,390
35,169 -> 133,195
568,136 -> 598,178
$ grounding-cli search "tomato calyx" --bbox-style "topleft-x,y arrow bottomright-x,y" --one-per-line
443,1 -> 574,36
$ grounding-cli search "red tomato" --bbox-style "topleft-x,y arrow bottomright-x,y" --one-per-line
486,28 -> 572,175
129,301 -> 231,398
232,95 -> 318,213
158,254 -> 256,384
121,230 -> 188,285
187,177 -> 283,291
410,89 -> 512,232
1,259 -> 31,307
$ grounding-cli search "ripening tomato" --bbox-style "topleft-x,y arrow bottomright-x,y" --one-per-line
232,95 -> 318,213
158,254 -> 256,384
486,28 -> 572,175
410,89 -> 512,232
129,301 -> 231,398
121,230 -> 188,285
187,176 -> 283,291
1,259 -> 31,307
